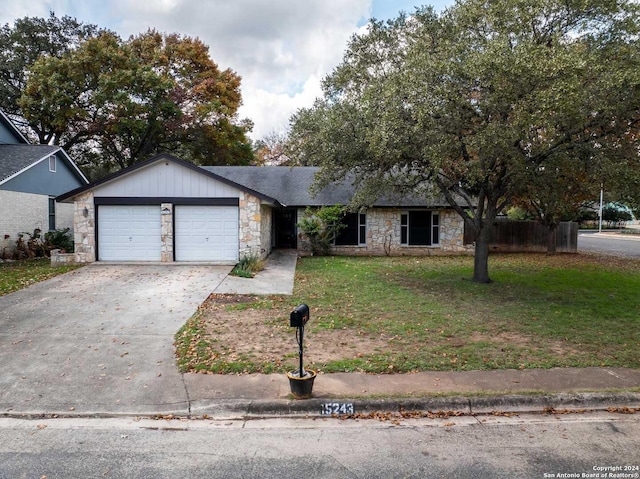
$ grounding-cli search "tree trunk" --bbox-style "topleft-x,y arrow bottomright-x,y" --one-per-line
546,223 -> 558,255
472,223 -> 492,283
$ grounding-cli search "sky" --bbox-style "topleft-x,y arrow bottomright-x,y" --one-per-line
0,0 -> 454,140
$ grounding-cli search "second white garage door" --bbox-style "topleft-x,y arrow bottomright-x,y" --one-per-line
175,205 -> 239,262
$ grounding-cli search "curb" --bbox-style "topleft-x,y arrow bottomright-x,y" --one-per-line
3,393 -> 639,421
191,392 -> 640,418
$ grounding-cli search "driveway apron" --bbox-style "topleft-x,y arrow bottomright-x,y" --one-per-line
0,264 -> 230,415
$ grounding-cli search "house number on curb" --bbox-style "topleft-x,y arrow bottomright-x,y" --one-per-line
320,403 -> 355,415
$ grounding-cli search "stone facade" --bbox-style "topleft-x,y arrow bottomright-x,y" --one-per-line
160,203 -> 173,262
239,192 -> 266,259
50,249 -> 76,266
73,191 -> 96,263
298,207 -> 472,256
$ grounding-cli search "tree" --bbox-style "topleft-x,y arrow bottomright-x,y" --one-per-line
0,12 -> 101,134
511,155 -> 597,254
18,27 -> 254,176
289,0 -> 640,282
253,131 -> 290,165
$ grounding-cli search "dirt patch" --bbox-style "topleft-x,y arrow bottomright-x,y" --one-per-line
198,294 -> 389,368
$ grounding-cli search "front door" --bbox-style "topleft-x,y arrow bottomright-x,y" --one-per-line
274,208 -> 297,249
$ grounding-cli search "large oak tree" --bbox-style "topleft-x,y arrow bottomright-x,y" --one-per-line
289,0 -> 640,282
2,14 -> 254,177
291,0 -> 640,282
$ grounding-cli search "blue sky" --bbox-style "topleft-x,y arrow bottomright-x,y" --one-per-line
0,1 -> 455,139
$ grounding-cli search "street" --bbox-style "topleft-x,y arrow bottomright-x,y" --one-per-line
578,231 -> 640,258
0,411 -> 638,479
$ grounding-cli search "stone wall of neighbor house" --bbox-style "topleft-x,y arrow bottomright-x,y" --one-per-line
73,191 -> 96,263
239,192 -> 264,259
297,207 -> 472,256
0,190 -> 75,258
55,202 -> 74,233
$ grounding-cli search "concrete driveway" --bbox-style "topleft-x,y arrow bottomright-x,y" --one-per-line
0,264 -> 230,415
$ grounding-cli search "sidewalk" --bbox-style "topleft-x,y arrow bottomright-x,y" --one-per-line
183,367 -> 640,418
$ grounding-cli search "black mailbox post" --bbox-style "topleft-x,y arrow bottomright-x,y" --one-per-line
287,304 -> 316,398
290,304 -> 310,377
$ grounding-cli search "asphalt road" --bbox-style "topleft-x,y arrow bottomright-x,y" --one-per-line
578,231 -> 640,258
0,412 -> 638,479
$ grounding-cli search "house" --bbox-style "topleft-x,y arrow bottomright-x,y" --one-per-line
0,110 -> 89,257
57,153 -> 469,263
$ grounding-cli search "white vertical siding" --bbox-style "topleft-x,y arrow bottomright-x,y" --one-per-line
93,161 -> 243,198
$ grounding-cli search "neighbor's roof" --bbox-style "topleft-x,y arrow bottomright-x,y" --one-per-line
0,144 -> 65,184
203,166 -> 450,208
0,110 -> 29,144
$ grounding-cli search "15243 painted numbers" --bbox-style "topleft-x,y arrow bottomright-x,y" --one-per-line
321,403 -> 355,415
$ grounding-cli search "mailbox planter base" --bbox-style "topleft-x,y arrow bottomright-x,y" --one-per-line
287,370 -> 316,399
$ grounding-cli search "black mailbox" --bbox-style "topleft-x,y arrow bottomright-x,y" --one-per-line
290,304 -> 310,327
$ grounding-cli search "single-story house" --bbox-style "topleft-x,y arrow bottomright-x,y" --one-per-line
57,153 -> 469,263
0,110 -> 88,257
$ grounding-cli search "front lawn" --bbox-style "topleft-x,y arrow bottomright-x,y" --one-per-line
175,253 -> 640,374
0,258 -> 81,296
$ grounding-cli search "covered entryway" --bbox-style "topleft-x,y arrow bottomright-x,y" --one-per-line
97,205 -> 161,261
274,208 -> 297,249
175,205 -> 239,262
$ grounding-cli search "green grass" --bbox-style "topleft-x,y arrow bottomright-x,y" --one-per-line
175,253 -> 640,374
0,258 -> 81,296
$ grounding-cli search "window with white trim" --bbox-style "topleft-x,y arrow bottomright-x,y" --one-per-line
49,155 -> 56,172
400,211 -> 440,246
335,213 -> 367,246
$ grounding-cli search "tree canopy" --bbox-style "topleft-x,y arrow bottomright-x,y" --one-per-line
289,0 -> 640,282
1,14 -> 254,177
0,12 -> 101,133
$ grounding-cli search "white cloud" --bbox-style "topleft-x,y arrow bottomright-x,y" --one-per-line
0,0 -> 374,140
105,0 -> 372,139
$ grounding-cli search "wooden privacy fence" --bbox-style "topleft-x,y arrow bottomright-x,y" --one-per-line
464,220 -> 578,253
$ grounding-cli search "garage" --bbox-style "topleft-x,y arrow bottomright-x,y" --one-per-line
98,205 -> 161,261
175,205 -> 239,262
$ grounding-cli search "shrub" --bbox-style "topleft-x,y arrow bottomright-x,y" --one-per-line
45,228 -> 74,253
297,205 -> 348,256
231,252 -> 264,278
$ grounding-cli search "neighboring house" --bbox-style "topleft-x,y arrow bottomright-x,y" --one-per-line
57,153 -> 470,263
0,110 -> 89,257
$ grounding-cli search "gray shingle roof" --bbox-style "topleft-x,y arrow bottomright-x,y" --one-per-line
0,144 -> 61,183
203,166 -> 448,208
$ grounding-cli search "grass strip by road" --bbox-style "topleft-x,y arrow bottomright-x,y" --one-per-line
0,258 -> 81,296
175,253 -> 640,374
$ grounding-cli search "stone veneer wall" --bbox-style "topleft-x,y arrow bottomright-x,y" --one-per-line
160,203 -> 173,262
73,191 -> 96,263
298,207 -> 472,256
239,192 -> 264,259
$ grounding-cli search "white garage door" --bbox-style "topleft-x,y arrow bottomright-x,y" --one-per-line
98,205 -> 161,261
175,205 -> 239,262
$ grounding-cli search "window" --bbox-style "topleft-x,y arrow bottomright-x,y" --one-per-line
400,211 -> 440,246
48,155 -> 56,172
48,198 -> 56,231
335,213 -> 366,246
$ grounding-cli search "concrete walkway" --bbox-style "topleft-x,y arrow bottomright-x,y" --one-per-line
214,249 -> 298,295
